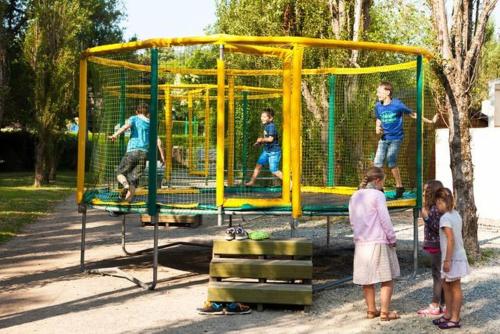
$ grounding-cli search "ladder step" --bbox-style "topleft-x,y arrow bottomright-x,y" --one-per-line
213,239 -> 312,257
208,281 -> 312,305
210,258 -> 312,280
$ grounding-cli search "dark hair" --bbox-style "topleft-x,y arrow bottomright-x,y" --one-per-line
136,103 -> 150,115
359,167 -> 385,189
435,187 -> 454,211
379,81 -> 393,97
262,107 -> 274,118
423,180 -> 444,210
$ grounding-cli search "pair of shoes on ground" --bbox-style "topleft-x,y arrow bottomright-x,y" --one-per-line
225,226 -> 248,241
198,301 -> 251,315
432,316 -> 461,329
417,304 -> 445,316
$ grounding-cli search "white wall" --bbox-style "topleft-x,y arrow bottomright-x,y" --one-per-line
435,128 -> 500,220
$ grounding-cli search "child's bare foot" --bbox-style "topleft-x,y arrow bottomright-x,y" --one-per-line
245,180 -> 255,186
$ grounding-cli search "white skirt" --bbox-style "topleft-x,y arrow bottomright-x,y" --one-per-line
353,243 -> 400,285
441,260 -> 471,282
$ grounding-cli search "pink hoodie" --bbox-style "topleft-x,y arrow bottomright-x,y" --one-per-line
349,188 -> 396,245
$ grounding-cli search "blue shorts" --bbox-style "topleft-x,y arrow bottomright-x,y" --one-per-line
374,139 -> 402,168
257,150 -> 281,173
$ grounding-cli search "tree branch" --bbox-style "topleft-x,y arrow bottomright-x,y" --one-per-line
463,0 -> 498,76
328,0 -> 340,39
429,0 -> 453,61
301,80 -> 323,124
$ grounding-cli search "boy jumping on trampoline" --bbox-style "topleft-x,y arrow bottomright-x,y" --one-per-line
109,103 -> 165,202
245,107 -> 282,186
374,81 -> 438,198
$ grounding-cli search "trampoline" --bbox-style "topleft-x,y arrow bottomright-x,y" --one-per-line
76,35 -> 436,289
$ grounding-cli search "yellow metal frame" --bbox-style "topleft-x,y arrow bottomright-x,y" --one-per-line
82,35 -> 433,59
79,34 -> 430,216
187,92 -> 194,174
76,59 -> 87,204
164,87 -> 173,181
227,75 -> 235,185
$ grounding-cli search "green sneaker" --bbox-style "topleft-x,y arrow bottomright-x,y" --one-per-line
248,231 -> 270,240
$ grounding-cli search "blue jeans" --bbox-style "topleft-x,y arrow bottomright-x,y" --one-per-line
374,139 -> 402,168
257,150 -> 281,173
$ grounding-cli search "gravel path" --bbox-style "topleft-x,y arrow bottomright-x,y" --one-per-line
0,197 -> 498,333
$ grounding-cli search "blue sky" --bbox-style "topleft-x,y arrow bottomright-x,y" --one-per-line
122,1 -> 499,40
123,0 -> 217,40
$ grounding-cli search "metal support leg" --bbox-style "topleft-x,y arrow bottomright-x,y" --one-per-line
80,205 -> 87,272
289,217 -> 297,237
228,215 -> 232,227
412,208 -> 419,278
326,216 -> 331,248
121,214 -> 128,255
217,206 -> 224,226
149,213 -> 159,290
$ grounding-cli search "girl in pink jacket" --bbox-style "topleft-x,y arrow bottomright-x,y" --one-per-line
349,167 -> 400,321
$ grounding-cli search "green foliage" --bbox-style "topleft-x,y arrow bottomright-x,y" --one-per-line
0,171 -> 75,243
364,0 -> 433,66
471,22 -> 500,112
23,0 -> 89,130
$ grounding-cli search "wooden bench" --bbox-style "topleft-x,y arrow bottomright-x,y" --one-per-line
207,238 -> 313,311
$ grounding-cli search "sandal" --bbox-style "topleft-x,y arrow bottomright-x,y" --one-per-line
432,316 -> 451,325
367,310 -> 381,319
380,311 -> 400,321
438,320 -> 461,329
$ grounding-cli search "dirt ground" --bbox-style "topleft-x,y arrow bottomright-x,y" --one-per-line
0,196 -> 499,334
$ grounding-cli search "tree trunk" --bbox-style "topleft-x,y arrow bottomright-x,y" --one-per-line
0,41 -> 5,127
446,81 -> 480,259
34,130 -> 50,187
48,138 -> 57,182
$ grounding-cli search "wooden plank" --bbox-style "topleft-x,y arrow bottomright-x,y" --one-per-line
140,214 -> 201,224
212,239 -> 312,257
208,282 -> 312,305
210,258 -> 312,280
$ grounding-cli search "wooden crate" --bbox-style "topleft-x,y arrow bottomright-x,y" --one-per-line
207,239 -> 313,310
140,214 -> 201,227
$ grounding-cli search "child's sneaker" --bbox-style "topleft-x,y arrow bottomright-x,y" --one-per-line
197,301 -> 225,315
235,226 -> 248,240
417,304 -> 444,316
395,187 -> 405,199
225,227 -> 236,241
124,185 -> 136,202
119,187 -> 128,200
225,302 -> 251,315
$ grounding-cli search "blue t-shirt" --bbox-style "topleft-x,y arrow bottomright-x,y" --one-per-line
126,115 -> 150,152
375,98 -> 412,140
263,122 -> 280,152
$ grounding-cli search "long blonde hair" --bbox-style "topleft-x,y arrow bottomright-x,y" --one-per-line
359,167 -> 385,189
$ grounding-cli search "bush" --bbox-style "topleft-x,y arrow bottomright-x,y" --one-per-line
0,130 -> 81,172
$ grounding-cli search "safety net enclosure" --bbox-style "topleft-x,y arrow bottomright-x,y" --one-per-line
77,35 -> 435,218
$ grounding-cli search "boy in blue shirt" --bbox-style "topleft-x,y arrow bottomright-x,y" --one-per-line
374,81 -> 437,198
109,104 -> 165,201
245,108 -> 282,186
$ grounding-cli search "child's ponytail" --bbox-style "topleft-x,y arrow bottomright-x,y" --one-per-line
359,176 -> 369,189
359,167 -> 384,189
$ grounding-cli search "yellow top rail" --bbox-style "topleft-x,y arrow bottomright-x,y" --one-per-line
82,34 -> 433,59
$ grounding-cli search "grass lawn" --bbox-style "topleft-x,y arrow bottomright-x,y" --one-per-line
0,171 -> 75,244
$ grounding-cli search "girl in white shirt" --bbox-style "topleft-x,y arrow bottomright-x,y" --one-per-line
433,187 -> 470,329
